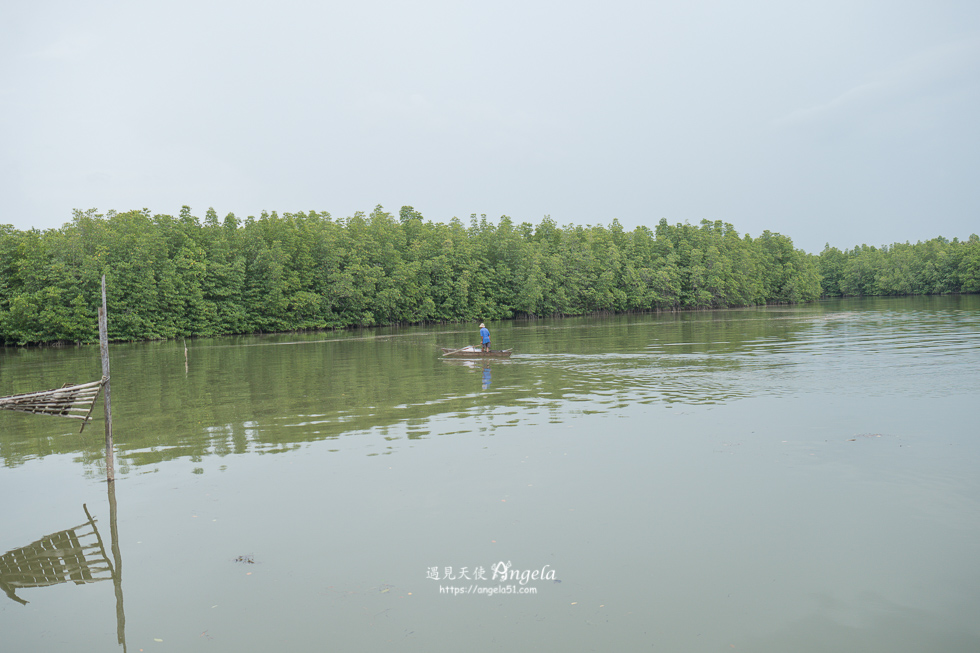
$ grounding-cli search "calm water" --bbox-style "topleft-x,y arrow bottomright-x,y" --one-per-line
2,296 -> 979,652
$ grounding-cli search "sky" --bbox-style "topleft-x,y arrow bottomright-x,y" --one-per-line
1,0 -> 978,253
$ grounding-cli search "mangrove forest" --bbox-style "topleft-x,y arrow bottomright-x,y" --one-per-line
0,205 -> 977,345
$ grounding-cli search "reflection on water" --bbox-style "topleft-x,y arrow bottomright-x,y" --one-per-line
1,296 -> 979,472
1,479 -> 126,650
1,296 -> 979,652
0,507 -> 110,605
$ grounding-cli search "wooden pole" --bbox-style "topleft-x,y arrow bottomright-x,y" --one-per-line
99,275 -> 114,482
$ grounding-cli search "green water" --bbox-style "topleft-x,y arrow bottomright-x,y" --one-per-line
2,296 -> 979,652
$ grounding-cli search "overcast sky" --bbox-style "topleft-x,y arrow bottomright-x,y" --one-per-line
2,0 -> 977,253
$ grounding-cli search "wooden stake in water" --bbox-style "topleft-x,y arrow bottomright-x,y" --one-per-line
99,275 -> 114,482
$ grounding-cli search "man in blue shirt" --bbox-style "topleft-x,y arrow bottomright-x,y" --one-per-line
479,323 -> 490,352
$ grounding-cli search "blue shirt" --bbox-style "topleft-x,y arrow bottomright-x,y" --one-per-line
480,327 -> 490,344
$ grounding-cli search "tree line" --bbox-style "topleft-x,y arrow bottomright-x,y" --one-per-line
818,238 -> 980,297
0,205 -> 975,344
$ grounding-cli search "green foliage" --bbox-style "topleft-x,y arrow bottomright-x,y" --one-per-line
1,206 -> 970,345
817,235 -> 979,298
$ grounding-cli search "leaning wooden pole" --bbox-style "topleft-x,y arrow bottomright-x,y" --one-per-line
99,275 -> 114,482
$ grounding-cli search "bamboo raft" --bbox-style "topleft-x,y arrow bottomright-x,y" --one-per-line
0,379 -> 105,431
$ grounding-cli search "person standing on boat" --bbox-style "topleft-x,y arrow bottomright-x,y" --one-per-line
479,323 -> 491,352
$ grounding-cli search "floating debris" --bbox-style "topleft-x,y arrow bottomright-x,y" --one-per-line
849,433 -> 889,441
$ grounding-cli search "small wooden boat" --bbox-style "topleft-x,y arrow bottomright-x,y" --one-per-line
441,346 -> 513,358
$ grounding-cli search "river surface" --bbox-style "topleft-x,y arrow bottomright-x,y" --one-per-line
2,296 -> 979,652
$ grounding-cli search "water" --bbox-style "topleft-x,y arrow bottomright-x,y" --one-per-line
2,296 -> 979,652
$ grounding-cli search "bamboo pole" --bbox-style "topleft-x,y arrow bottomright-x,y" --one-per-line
78,381 -> 105,433
99,276 -> 114,482
441,345 -> 477,356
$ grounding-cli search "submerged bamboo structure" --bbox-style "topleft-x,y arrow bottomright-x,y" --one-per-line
0,379 -> 106,431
